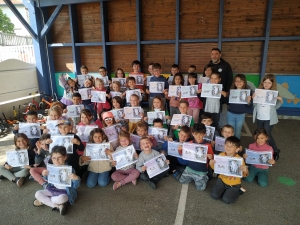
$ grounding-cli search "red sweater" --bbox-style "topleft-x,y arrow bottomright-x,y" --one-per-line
248,143 -> 273,169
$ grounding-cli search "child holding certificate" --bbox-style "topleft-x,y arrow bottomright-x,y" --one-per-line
33,146 -> 80,215
178,123 -> 213,191
209,136 -> 248,204
79,78 -> 97,120
127,94 -> 145,133
94,78 -> 112,114
243,128 -> 275,187
111,96 -> 129,131
0,133 -> 35,186
122,77 -> 145,107
79,128 -> 113,187
252,74 -> 282,160
109,131 -> 140,190
134,121 -> 158,148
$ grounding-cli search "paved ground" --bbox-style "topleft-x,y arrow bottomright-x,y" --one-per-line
0,117 -> 299,225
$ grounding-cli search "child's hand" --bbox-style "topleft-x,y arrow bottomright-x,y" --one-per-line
122,92 -> 126,98
106,94 -> 110,99
247,96 -> 252,104
238,146 -> 243,152
140,112 -> 144,118
252,93 -> 256,99
69,173 -> 79,180
121,126 -> 127,132
42,169 -> 49,177
71,138 -> 80,145
165,160 -> 170,165
142,166 -> 147,172
144,117 -> 148,122
13,125 -> 19,130
105,148 -> 113,156
88,94 -> 92,98
133,153 -> 138,159
211,140 -> 215,147
122,113 -> 126,119
43,129 -> 50,134
148,135 -> 155,140
160,150 -> 167,156
168,137 -> 173,142
140,89 -> 145,94
209,159 -> 215,166
165,115 -> 171,120
111,161 -> 117,167
178,145 -> 183,155
163,136 -> 169,141
207,154 -> 213,160
145,89 -> 150,94
45,139 -> 53,144
35,141 -> 42,154
63,109 -> 67,113
240,165 -> 248,173
268,159 -> 275,165
221,91 -> 227,97
23,165 -> 31,169
172,125 -> 179,130
277,96 -> 283,103
197,89 -> 202,94
81,156 -> 91,163
243,154 -> 248,159
4,164 -> 12,170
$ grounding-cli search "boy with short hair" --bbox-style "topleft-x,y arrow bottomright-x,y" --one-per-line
178,123 -> 213,191
122,77 -> 145,107
69,92 -> 83,126
188,65 -> 197,73
136,137 -> 169,189
209,136 -> 248,204
168,64 -> 180,85
146,63 -> 169,110
129,60 -> 146,90
152,118 -> 169,153
98,66 -> 111,86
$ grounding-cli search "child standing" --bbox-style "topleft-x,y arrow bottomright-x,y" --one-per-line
80,78 -> 97,120
252,74 -> 282,160
33,146 -> 80,215
0,133 -> 35,186
98,66 -> 111,86
94,78 -> 111,114
166,73 -> 184,117
203,64 -> 213,82
110,131 -> 140,190
243,128 -> 275,187
127,94 -> 145,133
188,65 -> 196,73
129,60 -> 146,90
111,96 -> 129,130
68,92 -> 83,127
227,74 -> 253,139
59,75 -> 79,107
122,77 -> 145,107
210,136 -> 248,204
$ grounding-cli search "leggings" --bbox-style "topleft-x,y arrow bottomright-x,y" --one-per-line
187,108 -> 200,123
111,168 -> 140,185
35,189 -> 68,208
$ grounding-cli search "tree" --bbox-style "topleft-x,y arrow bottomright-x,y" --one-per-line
0,8 -> 14,34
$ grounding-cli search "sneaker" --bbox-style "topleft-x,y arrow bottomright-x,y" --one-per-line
29,175 -> 34,181
113,182 -> 122,190
42,182 -> 49,189
58,203 -> 67,216
14,177 -> 24,186
147,180 -> 156,190
274,149 -> 280,161
33,199 -> 44,207
132,179 -> 137,185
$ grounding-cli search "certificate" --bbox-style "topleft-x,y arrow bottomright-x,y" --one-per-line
6,149 -> 29,167
253,89 -> 278,106
167,141 -> 183,158
91,90 -> 106,103
170,114 -> 192,127
204,126 -> 215,141
168,85 -> 181,97
149,82 -> 165,93
201,83 -> 223,99
76,125 -> 98,142
146,75 -> 153,86
46,120 -> 59,135
198,76 -> 210,84
103,124 -> 123,141
245,149 -> 273,166
144,154 -> 169,178
129,74 -> 144,85
126,89 -> 142,102
49,135 -> 74,154
99,76 -> 109,87
110,109 -> 124,121
78,88 -> 92,100
229,89 -> 250,104
168,75 -> 174,85
148,127 -> 168,143
19,122 -> 41,138
66,105 -> 84,118
214,155 -> 243,178
130,134 -> 142,151
180,85 -> 198,98
85,143 -> 111,161
215,136 -> 225,152
110,91 -> 122,98
112,145 -> 138,170
112,78 -> 127,89
47,164 -> 72,187
147,111 -> 166,124
124,107 -> 142,119
183,75 -> 188,86
182,143 -> 208,163
77,74 -> 93,87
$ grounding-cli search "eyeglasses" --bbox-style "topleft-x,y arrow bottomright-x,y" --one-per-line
104,118 -> 113,122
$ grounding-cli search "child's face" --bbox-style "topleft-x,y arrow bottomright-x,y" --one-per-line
152,68 -> 162,78
119,137 -> 130,147
205,68 -> 212,77
152,98 -> 162,109
263,79 -> 273,90
99,68 -> 107,77
188,76 -> 196,85
234,77 -> 245,89
256,134 -> 268,146
224,142 -> 238,156
68,79 -> 76,87
81,113 -> 92,125
104,117 -> 113,126
51,152 -> 67,166
210,74 -> 221,84
192,132 -> 205,144
188,67 -> 196,73
174,76 -> 182,85
26,115 -> 37,123
148,65 -> 153,74
222,127 -> 234,138
72,97 -> 82,105
112,83 -> 120,92
16,137 -> 28,149
136,127 -> 147,136
201,118 -> 213,126
93,132 -> 103,143
112,99 -> 120,109
49,111 -> 60,120
128,80 -> 136,88
130,96 -> 139,107
179,103 -> 188,114
171,67 -> 179,75
178,131 -> 189,142
81,68 -> 88,74
117,70 -> 124,78
58,124 -> 70,135
84,79 -> 92,87
96,81 -> 104,89
40,140 -> 49,150
132,64 -> 140,73
140,139 -> 152,152
153,122 -> 163,128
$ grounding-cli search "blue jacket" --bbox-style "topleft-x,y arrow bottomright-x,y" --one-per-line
148,75 -> 169,98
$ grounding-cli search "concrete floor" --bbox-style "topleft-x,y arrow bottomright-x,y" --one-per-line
0,117 -> 299,225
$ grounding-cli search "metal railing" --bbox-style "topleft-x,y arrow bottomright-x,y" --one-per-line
0,45 -> 35,64
0,32 -> 33,46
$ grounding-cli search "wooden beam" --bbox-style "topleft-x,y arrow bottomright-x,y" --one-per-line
40,5 -> 63,38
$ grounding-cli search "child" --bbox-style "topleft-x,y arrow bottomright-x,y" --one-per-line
33,146 -> 80,215
98,66 -> 111,86
30,134 -> 51,187
168,64 -> 180,85
252,74 -> 282,160
166,73 -> 184,117
127,94 -> 145,133
115,68 -> 126,78
171,100 -> 195,140
110,131 -> 140,190
111,96 -> 129,131
122,77 -> 145,107
178,123 -> 213,191
243,128 -> 275,187
134,121 -> 158,148
227,74 -> 252,139
80,78 -> 97,120
146,63 -> 169,110
80,65 -> 88,75
136,137 -> 169,189
129,60 -> 145,90
210,136 -> 248,204
79,128 -> 112,187
75,109 -> 97,145
0,133 -> 35,186
188,65 -> 196,73
68,92 -> 83,127
59,74 -> 79,107
43,106 -> 63,134
203,64 -> 213,82
184,72 -> 203,123
94,78 -> 111,114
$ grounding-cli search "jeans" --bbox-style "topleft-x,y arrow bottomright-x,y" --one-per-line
257,119 -> 278,153
226,111 -> 245,139
86,171 -> 110,187
219,104 -> 227,128
244,165 -> 269,187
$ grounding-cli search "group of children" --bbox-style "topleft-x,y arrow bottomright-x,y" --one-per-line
0,60 -> 282,215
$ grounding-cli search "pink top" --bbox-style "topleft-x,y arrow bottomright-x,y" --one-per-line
248,143 -> 273,169
95,119 -> 103,129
